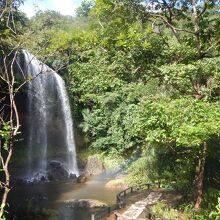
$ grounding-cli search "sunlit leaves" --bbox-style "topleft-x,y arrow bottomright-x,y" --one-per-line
132,98 -> 220,147
159,57 -> 220,98
0,122 -> 11,150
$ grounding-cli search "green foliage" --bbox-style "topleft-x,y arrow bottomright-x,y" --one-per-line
210,198 -> 220,220
77,81 -> 160,154
159,57 -> 220,98
23,10 -> 86,71
151,202 -> 206,220
76,0 -> 94,18
0,122 -> 11,150
126,154 -> 157,187
98,152 -> 125,170
203,188 -> 220,210
19,0 -> 220,214
0,0 -> 28,46
69,51 -> 124,104
132,98 -> 220,146
151,202 -> 179,220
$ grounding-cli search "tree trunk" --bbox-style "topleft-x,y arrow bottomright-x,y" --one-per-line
192,0 -> 202,58
194,142 -> 208,210
0,141 -> 13,219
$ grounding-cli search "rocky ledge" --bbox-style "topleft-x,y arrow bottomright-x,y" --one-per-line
64,199 -> 107,208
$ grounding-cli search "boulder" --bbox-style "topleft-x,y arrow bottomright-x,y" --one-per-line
64,199 -> 107,208
58,199 -> 107,220
69,173 -> 77,180
47,161 -> 69,181
85,155 -> 105,176
77,174 -> 87,183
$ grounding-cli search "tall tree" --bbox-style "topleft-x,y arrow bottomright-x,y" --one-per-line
0,0 -> 28,218
76,0 -> 94,17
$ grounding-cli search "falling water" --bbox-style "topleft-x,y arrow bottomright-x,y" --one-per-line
22,51 -> 79,181
53,74 -> 79,175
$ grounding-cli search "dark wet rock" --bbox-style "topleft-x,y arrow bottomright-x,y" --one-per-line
13,205 -> 58,220
58,206 -> 91,220
28,172 -> 48,183
11,178 -> 28,186
40,175 -> 47,182
85,155 -> 105,176
77,174 -> 87,183
58,199 -> 107,220
68,173 -> 77,183
64,199 -> 107,208
7,194 -> 52,220
69,173 -> 77,179
47,161 -> 69,181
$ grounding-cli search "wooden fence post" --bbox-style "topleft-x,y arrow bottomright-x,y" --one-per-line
114,212 -> 121,220
91,214 -> 95,220
108,206 -> 111,216
116,195 -> 120,204
158,182 -> 161,188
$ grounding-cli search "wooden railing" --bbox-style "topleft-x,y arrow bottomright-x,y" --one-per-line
91,204 -> 118,220
116,182 -> 161,208
116,186 -> 134,208
90,182 -> 161,220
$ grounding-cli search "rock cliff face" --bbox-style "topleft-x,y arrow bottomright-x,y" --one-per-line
85,155 -> 105,176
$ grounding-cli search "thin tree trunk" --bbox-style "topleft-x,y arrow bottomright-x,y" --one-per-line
192,0 -> 202,58
0,140 -> 13,218
194,142 -> 208,210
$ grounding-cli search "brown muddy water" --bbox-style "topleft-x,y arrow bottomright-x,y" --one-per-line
8,176 -> 121,220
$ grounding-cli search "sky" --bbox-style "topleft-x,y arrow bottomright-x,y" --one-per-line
20,0 -> 82,17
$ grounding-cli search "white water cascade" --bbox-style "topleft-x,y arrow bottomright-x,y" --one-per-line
53,73 -> 78,175
22,51 -> 79,181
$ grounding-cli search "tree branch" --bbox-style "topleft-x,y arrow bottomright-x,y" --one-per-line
198,0 -> 208,19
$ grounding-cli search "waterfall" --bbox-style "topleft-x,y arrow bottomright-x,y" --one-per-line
22,51 -> 79,181
53,74 -> 78,175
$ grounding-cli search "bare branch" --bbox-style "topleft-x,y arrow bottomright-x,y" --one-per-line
198,0 -> 208,19
161,0 -> 173,22
98,20 -> 104,29
151,13 -> 195,34
203,39 -> 220,54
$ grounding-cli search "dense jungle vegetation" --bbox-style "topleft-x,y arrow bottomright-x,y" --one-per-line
1,0 -> 220,219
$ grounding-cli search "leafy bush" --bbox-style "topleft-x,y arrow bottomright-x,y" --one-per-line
126,154 -> 158,187
151,202 -> 179,220
209,198 -> 220,220
203,188 -> 220,210
151,202 -> 206,220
